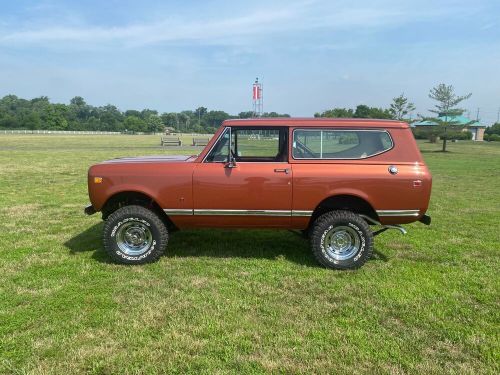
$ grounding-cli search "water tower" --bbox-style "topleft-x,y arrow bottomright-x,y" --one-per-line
252,78 -> 263,117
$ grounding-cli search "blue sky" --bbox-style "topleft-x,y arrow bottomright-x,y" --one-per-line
0,0 -> 499,122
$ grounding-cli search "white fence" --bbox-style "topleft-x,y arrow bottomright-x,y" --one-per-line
0,129 -> 121,135
0,130 -> 214,136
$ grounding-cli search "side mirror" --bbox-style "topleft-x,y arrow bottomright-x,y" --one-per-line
225,153 -> 237,168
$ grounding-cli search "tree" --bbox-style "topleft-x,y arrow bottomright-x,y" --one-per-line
100,105 -> 124,131
195,107 -> 208,118
161,112 -> 179,129
124,116 -> 146,133
140,109 -> 158,120
485,123 -> 500,136
354,105 -> 393,119
426,83 -> 472,152
238,111 -> 254,119
204,110 -> 230,128
41,104 -> 68,130
177,113 -> 190,132
389,93 -> 416,121
70,96 -> 86,106
262,112 -> 290,118
315,108 -> 354,118
146,114 -> 164,133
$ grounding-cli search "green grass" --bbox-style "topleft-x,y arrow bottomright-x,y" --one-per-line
0,135 -> 498,374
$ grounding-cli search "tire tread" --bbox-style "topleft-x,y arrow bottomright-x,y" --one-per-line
103,205 -> 168,264
310,210 -> 373,270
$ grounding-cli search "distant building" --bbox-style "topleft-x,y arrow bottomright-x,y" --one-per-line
412,114 -> 486,141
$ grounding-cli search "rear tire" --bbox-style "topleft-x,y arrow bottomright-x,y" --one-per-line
310,210 -> 373,270
103,205 -> 168,264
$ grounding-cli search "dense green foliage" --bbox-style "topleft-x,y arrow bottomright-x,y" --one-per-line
314,104 -> 393,119
412,127 -> 473,142
484,123 -> 500,141
0,135 -> 498,373
0,95 -> 290,134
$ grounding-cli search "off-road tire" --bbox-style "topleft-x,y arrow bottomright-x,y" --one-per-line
310,210 -> 373,270
103,205 -> 168,264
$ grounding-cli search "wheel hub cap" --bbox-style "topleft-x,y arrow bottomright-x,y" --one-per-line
116,221 -> 152,256
323,225 -> 361,261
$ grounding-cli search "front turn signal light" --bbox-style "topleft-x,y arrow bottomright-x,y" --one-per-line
94,177 -> 103,184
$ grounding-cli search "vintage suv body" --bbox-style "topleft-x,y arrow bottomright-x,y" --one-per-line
85,118 -> 432,269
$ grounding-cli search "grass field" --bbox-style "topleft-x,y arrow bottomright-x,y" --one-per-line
0,134 -> 498,374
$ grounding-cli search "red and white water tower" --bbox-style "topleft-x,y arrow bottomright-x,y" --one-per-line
252,78 -> 263,117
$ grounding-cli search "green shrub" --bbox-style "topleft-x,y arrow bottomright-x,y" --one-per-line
449,131 -> 472,140
488,134 -> 500,142
485,123 -> 500,136
411,128 -> 428,139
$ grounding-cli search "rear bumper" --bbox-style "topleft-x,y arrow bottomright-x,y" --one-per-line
84,204 -> 96,216
419,214 -> 431,225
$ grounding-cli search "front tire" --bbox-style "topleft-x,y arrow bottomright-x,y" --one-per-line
310,210 -> 373,270
103,205 -> 168,264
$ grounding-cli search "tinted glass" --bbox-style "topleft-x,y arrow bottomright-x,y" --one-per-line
292,129 -> 393,159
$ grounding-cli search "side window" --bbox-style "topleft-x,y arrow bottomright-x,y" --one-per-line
292,129 -> 393,159
233,129 -> 284,161
205,128 -> 230,162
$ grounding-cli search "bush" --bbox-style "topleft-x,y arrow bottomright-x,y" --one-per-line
487,134 -> 500,142
411,128 -> 428,139
485,123 -> 500,136
449,131 -> 472,141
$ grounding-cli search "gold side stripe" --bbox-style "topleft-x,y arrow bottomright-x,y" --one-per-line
163,209 -> 194,215
376,210 -> 420,217
163,209 -> 314,217
163,209 -> 420,218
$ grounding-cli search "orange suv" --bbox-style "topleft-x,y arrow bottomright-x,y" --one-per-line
85,118 -> 432,269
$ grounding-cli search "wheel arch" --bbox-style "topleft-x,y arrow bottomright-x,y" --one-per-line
308,194 -> 378,229
101,190 -> 175,229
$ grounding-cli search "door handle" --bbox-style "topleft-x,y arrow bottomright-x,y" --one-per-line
274,168 -> 290,174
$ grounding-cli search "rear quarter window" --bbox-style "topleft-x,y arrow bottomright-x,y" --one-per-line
292,129 -> 393,159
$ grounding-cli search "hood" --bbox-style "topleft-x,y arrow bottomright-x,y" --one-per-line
100,155 -> 196,164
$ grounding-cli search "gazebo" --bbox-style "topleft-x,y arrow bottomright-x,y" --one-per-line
412,114 -> 486,141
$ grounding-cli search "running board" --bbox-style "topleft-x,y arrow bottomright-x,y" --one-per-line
359,215 -> 407,236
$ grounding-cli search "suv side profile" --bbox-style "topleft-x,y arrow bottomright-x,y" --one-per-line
85,118 -> 432,270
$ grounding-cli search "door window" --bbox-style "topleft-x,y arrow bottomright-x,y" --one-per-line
205,127 -> 288,162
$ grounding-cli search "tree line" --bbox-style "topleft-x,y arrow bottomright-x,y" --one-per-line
2,87 -> 499,148
0,95 -> 290,134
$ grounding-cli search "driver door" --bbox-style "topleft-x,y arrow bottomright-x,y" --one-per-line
192,127 -> 292,228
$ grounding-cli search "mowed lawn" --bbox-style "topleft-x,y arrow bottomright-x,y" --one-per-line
0,134 -> 498,374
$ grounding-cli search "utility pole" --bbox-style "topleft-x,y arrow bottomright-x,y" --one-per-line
476,108 -> 480,121
497,107 -> 500,123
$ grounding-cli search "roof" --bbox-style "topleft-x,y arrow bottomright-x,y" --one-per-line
413,115 -> 485,127
224,117 -> 409,129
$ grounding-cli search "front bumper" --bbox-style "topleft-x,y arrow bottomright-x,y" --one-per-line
84,204 -> 96,216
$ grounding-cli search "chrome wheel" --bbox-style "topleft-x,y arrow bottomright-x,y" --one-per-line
115,220 -> 153,256
323,225 -> 361,261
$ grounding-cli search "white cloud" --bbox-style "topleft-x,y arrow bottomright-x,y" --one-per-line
0,1 -> 462,48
